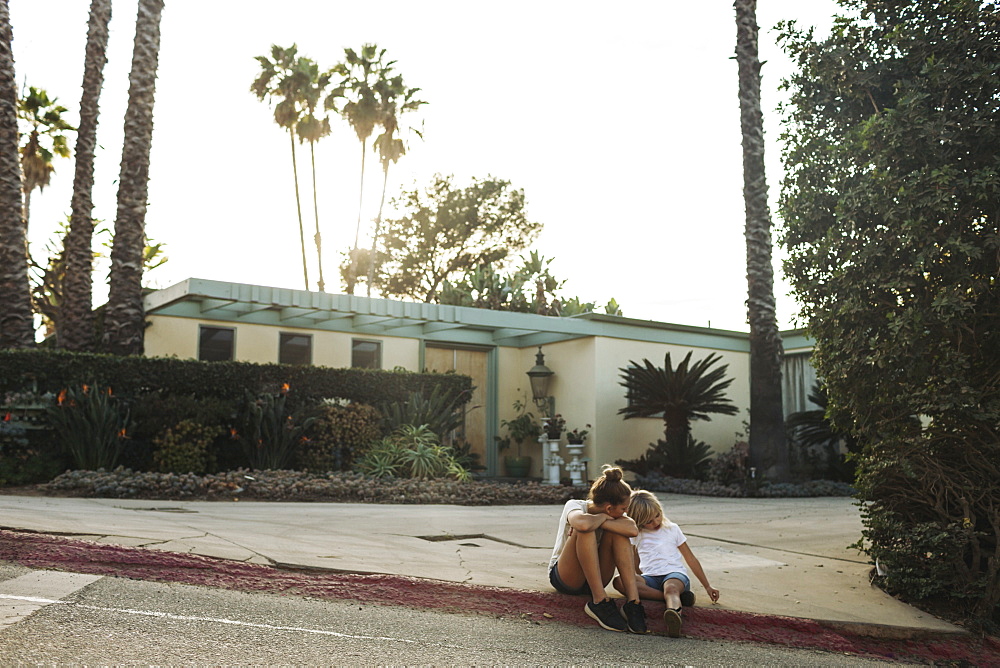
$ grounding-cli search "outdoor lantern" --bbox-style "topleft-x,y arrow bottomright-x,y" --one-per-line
527,346 -> 554,410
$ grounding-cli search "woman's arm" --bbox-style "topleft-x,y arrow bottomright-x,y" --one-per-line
679,542 -> 720,602
567,509 -> 609,532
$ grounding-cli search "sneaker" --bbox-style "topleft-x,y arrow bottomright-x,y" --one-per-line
663,607 -> 683,638
621,600 -> 648,634
585,598 -> 628,632
680,590 -> 696,607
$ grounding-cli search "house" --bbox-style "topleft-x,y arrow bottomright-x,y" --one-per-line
144,278 -> 817,478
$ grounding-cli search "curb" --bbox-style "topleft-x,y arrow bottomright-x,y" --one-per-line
1,529 -> 995,665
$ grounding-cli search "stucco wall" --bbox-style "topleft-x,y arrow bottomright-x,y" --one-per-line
590,337 -> 750,471
144,315 -> 420,369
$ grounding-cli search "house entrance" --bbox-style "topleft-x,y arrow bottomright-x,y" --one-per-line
424,344 -> 492,475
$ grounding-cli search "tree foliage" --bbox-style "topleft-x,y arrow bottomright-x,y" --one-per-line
778,0 -> 1000,624
439,251 -> 619,316
373,174 -> 541,302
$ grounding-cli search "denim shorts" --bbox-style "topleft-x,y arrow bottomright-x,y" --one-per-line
642,571 -> 690,592
549,564 -> 590,596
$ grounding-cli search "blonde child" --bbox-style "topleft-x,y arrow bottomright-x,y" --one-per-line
613,490 -> 720,637
548,465 -> 647,634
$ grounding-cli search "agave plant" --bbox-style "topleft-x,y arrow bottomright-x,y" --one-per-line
379,385 -> 473,446
355,424 -> 470,480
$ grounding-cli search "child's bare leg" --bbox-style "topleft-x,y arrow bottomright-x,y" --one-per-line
663,577 -> 685,610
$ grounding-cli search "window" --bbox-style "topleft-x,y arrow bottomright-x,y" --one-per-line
279,333 -> 312,365
351,339 -> 382,369
199,326 -> 234,361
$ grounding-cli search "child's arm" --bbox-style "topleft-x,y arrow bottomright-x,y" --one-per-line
679,542 -> 720,603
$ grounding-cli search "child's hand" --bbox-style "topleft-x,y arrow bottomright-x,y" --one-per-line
706,586 -> 720,603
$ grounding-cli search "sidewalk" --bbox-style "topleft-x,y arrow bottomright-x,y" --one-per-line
0,492 -> 960,637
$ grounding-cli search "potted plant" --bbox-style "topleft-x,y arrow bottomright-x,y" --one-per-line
497,399 -> 541,477
567,424 -> 591,444
543,413 -> 565,440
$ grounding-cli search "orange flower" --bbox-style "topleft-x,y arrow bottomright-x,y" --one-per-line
117,428 -> 127,438
57,389 -> 67,405
3,412 -> 10,422
230,427 -> 238,439
280,383 -> 290,394
82,384 -> 90,394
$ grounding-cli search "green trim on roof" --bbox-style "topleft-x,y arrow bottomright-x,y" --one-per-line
145,278 -> 809,352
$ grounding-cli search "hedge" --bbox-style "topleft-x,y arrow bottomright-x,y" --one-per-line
0,349 -> 472,410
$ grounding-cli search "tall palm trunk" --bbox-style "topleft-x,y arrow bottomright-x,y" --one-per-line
0,0 -> 33,349
735,0 -> 787,480
61,0 -> 112,352
289,131 -> 308,290
104,0 -> 163,356
367,164 -> 390,297
309,140 -> 324,292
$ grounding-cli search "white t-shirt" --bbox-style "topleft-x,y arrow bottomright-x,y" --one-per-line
548,499 -> 590,569
632,521 -> 688,577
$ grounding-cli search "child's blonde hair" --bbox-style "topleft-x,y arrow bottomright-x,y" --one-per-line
588,464 -> 632,507
628,489 -> 664,528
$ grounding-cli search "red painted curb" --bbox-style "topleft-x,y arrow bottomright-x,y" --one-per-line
1,529 -> 994,664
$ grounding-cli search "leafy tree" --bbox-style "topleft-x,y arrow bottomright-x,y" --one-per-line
618,352 -> 739,452
17,86 -> 74,229
251,44 -> 312,290
372,174 -> 541,302
778,0 -> 1000,623
735,0 -> 788,481
0,0 -> 33,350
104,0 -> 165,356
61,0 -> 112,353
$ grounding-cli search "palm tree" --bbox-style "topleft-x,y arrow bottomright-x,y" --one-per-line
60,0 -> 112,352
618,351 -> 739,450
367,77 -> 425,296
103,0 -> 164,356
17,87 -> 75,230
735,0 -> 788,480
0,0 -> 33,349
331,44 -> 393,294
294,58 -> 331,292
251,44 -> 311,290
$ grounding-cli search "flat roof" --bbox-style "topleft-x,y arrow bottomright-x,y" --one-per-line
145,278 -> 810,352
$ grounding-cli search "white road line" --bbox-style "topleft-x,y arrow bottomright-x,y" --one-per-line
0,590 -> 461,648
0,571 -> 103,630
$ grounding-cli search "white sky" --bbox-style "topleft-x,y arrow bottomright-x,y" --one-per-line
11,0 -> 840,332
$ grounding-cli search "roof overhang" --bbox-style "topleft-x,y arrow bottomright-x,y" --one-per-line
144,278 -> 801,352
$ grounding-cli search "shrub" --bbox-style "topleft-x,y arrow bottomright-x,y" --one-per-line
45,385 -> 130,470
707,441 -> 749,486
617,434 -> 713,481
298,402 -> 382,472
152,420 -> 221,474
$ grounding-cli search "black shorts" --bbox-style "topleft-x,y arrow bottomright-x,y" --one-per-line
549,564 -> 589,596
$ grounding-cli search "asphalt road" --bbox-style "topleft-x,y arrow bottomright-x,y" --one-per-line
0,562 -> 908,666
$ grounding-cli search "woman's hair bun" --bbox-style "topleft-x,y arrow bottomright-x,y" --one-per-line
600,464 -> 623,482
